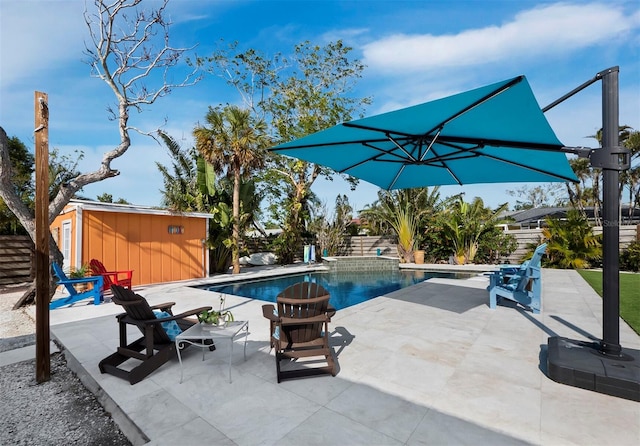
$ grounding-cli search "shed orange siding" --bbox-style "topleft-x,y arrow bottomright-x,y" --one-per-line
51,204 -> 208,287
82,211 -> 206,286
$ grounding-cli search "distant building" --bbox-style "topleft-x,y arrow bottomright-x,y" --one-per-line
501,206 -> 640,229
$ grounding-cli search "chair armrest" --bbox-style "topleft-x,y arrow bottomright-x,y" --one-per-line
160,306 -> 212,322
103,270 -> 134,279
57,276 -> 103,285
262,304 -> 278,322
149,302 -> 176,311
280,314 -> 329,325
326,305 -> 337,319
124,306 -> 212,326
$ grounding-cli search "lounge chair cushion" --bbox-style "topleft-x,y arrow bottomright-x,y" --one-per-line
153,310 -> 182,341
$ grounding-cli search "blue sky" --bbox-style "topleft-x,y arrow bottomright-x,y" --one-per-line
1,0 -> 639,215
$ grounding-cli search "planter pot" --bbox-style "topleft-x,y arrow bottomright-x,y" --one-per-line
414,250 -> 425,264
73,283 -> 89,292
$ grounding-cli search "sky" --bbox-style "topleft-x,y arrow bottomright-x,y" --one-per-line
1,0 -> 639,217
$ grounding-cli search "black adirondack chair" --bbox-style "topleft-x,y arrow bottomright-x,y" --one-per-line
99,285 -> 212,385
262,282 -> 337,383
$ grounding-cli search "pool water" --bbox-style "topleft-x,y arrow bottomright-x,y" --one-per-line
194,270 -> 472,310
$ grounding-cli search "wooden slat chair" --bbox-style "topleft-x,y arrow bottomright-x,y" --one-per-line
89,259 -> 133,293
488,243 -> 547,314
99,285 -> 213,385
50,263 -> 104,310
262,282 -> 337,383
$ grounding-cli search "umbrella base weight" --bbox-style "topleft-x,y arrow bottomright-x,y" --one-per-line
547,336 -> 640,402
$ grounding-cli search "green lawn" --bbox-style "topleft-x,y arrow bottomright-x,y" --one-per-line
578,269 -> 640,336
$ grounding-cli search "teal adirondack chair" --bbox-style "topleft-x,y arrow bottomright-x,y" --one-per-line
488,243 -> 547,314
50,263 -> 103,309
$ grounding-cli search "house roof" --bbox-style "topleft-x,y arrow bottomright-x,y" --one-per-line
503,207 -> 567,224
503,206 -> 640,225
62,199 -> 212,219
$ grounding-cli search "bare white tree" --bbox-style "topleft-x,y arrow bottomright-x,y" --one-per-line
0,0 -> 199,306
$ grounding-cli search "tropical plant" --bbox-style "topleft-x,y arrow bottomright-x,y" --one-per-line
541,209 -> 601,268
157,132 -> 207,213
359,188 -> 451,262
421,214 -> 453,263
68,263 -> 90,279
390,204 -> 418,263
440,197 -> 509,264
308,195 -> 353,257
197,296 -> 234,325
360,188 -> 443,236
620,240 -> 640,272
474,226 -> 518,264
621,130 -> 640,221
193,105 -> 270,274
566,157 -> 592,213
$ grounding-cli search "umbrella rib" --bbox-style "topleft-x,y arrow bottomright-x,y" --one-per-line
428,146 -> 464,185
437,135 -> 562,151
337,141 -> 411,174
387,134 -> 417,161
388,164 -> 407,190
422,76 -> 525,137
419,128 -> 442,161
480,152 -> 579,183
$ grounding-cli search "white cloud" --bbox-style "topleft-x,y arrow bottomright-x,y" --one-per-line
362,2 -> 638,73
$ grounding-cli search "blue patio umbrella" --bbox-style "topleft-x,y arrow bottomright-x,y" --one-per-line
271,69 -> 640,402
270,76 -> 578,189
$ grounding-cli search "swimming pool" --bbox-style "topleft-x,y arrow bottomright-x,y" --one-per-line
193,270 -> 473,310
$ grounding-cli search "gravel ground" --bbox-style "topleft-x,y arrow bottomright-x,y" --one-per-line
0,287 -> 132,446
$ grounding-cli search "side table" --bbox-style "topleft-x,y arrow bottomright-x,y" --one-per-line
175,320 -> 249,383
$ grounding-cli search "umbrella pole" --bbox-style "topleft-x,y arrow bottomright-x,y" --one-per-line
547,67 -> 638,402
599,68 -> 621,356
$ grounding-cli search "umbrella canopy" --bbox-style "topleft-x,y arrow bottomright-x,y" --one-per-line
270,76 -> 578,189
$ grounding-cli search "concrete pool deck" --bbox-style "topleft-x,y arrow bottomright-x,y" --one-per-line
17,265 -> 640,444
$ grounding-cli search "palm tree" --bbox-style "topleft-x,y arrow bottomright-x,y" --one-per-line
621,130 -> 640,221
193,105 -> 270,274
156,131 -> 204,212
566,157 -> 591,214
587,125 -> 635,225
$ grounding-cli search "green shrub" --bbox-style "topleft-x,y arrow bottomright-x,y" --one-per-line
475,228 -> 518,264
542,209 -> 601,268
620,240 -> 640,272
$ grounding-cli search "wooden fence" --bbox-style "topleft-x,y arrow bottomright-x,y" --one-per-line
0,235 -> 34,286
243,226 -> 638,264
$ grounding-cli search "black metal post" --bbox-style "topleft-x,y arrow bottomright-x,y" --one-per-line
599,68 -> 621,356
546,67 -> 638,401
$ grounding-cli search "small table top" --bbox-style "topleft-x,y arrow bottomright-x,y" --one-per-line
177,321 -> 248,340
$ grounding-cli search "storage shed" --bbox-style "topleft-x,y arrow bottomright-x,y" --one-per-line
50,200 -> 210,287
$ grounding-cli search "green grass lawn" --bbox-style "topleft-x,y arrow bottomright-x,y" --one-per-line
578,269 -> 640,336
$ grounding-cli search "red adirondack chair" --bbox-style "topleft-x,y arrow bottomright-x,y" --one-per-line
89,259 -> 133,293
